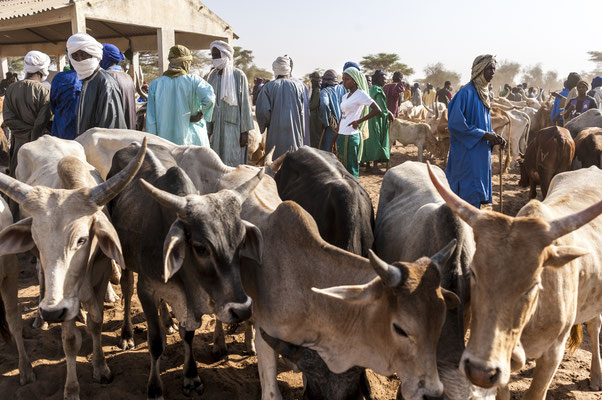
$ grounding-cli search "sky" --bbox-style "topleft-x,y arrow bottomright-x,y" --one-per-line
202,0 -> 601,84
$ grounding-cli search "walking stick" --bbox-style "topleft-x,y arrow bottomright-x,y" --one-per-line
499,145 -> 503,213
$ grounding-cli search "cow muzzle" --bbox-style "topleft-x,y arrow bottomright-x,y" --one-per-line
39,297 -> 79,323
217,296 -> 253,324
461,357 -> 502,389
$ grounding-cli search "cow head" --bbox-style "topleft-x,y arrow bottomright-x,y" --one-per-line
313,240 -> 460,400
426,162 -> 601,389
139,170 -> 264,326
0,139 -> 147,323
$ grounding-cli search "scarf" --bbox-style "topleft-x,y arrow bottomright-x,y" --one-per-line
67,33 -> 104,80
272,56 -> 292,76
23,50 -> 50,80
470,54 -> 496,109
163,45 -> 192,78
210,40 -> 238,106
321,69 -> 338,89
100,43 -> 125,70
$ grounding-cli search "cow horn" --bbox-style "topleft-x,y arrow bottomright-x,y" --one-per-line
368,249 -> 401,287
0,173 -> 32,204
547,199 -> 602,241
430,239 -> 458,270
231,169 -> 264,204
269,149 -> 289,174
426,161 -> 481,226
89,137 -> 148,206
264,146 -> 275,166
139,178 -> 187,211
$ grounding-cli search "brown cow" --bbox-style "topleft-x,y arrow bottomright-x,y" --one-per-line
573,128 -> 602,169
518,126 -> 574,199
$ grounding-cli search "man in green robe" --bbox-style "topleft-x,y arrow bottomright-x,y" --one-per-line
207,40 -> 254,166
362,70 -> 391,169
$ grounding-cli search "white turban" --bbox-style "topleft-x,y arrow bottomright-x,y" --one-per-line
23,50 -> 50,80
67,33 -> 103,80
210,40 -> 238,107
272,56 -> 292,77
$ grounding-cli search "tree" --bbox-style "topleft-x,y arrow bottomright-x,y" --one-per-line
490,60 -> 521,91
521,64 -> 545,88
6,57 -> 23,75
542,70 -> 562,92
233,46 -> 254,71
246,65 -> 272,85
421,62 -> 461,90
360,53 -> 413,76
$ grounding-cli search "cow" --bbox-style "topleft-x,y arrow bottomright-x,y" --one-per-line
427,162 -> 602,400
528,101 -> 553,144
243,199 -> 460,400
518,126 -> 575,199
565,108 -> 602,138
374,162 -> 494,399
389,118 -> 433,162
107,143 -> 261,399
0,136 -> 147,400
0,196 -> 34,386
572,128 -> 602,169
274,146 -> 374,257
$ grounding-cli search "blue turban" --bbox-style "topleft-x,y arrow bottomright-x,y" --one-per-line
343,61 -> 360,72
100,43 -> 124,70
592,76 -> 602,89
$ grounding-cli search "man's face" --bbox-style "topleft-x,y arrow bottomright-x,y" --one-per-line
577,82 -> 588,97
374,74 -> 385,87
484,64 -> 496,83
71,50 -> 92,62
211,47 -> 221,60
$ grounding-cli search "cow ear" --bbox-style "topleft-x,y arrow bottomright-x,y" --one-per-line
91,213 -> 125,268
0,217 -> 35,255
163,219 -> 186,283
240,220 -> 263,264
312,278 -> 382,304
441,288 -> 460,309
543,245 -> 589,268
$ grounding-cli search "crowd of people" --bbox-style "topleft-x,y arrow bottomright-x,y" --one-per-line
1,34 -> 601,212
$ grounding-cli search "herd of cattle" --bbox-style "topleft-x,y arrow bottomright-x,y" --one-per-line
0,94 -> 601,400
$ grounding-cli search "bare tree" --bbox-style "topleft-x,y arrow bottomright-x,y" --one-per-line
490,60 -> 521,91
422,62 -> 461,89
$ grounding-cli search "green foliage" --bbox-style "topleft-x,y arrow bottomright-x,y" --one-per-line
421,62 -> 461,89
359,53 -> 413,76
233,46 -> 254,71
490,60 -> 521,90
7,57 -> 23,75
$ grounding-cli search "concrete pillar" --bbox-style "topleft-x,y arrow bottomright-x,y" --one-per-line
56,54 -> 66,71
0,57 -> 8,79
71,2 -> 86,34
157,28 -> 174,75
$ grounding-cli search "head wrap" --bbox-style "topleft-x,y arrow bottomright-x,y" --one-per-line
23,50 -> 50,80
210,40 -> 238,106
272,56 -> 292,77
321,69 -> 338,89
254,77 -> 264,85
371,70 -> 385,85
100,43 -> 124,70
577,80 -> 590,90
163,45 -> 192,78
67,33 -> 103,80
343,61 -> 360,72
343,66 -> 371,158
566,72 -> 581,90
591,76 -> 602,90
470,54 -> 496,109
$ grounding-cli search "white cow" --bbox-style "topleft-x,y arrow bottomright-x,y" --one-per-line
389,119 -> 433,162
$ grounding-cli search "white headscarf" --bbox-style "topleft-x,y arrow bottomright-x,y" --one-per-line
23,50 -> 50,81
210,40 -> 238,106
67,33 -> 104,80
272,56 -> 292,77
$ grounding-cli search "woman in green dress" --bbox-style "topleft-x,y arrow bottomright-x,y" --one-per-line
362,69 -> 392,170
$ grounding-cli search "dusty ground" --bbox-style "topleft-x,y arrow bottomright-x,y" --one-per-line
0,144 -> 600,400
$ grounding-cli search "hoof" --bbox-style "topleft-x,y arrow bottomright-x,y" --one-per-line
182,376 -> 204,396
590,381 -> 601,391
212,344 -> 228,359
93,365 -> 113,384
19,366 -> 36,385
120,337 -> 135,351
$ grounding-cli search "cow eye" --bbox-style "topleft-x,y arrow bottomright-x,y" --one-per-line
192,242 -> 210,257
393,323 -> 408,338
76,237 -> 88,247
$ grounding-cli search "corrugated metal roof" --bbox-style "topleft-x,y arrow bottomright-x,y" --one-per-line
0,0 -> 72,21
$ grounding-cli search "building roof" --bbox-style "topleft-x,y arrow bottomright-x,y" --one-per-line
0,0 -> 71,21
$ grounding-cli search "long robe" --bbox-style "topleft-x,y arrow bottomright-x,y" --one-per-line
146,74 -> 215,146
50,69 -> 81,140
256,78 -> 307,159
76,68 -> 127,136
309,86 -> 322,148
446,82 -> 492,208
106,68 -> 137,130
3,79 -> 51,175
362,84 -> 390,163
319,83 -> 346,151
206,68 -> 254,166
383,82 -> 404,117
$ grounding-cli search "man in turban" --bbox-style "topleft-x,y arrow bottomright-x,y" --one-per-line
3,50 -> 52,175
50,51 -> 81,140
256,55 -> 308,158
67,33 -> 126,136
383,71 -> 405,117
100,43 -> 136,129
206,40 -> 253,166
446,54 -> 506,209
318,69 -> 344,151
146,45 -> 215,145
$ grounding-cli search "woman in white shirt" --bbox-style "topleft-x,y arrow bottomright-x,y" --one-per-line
331,66 -> 382,178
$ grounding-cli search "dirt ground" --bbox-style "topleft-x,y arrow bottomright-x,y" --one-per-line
0,144 -> 600,400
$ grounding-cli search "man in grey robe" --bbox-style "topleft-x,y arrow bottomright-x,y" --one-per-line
256,55 -> 307,159
101,43 -> 137,130
206,40 -> 254,166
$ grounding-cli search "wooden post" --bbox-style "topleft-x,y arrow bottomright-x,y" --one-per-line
0,56 -> 8,79
157,28 -> 174,75
70,2 -> 86,34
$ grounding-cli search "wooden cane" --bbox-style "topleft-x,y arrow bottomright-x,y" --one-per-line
499,145 -> 503,213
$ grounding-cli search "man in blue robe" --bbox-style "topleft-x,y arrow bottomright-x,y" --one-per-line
319,69 -> 345,151
446,55 -> 506,208
50,66 -> 81,140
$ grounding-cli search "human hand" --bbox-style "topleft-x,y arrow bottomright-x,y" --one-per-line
190,111 -> 203,123
240,131 -> 249,147
348,120 -> 360,130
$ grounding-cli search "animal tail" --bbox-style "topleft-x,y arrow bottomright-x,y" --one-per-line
0,292 -> 11,343
566,324 -> 583,354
